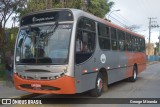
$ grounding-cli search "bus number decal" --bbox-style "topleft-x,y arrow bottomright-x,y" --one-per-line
100,54 -> 106,64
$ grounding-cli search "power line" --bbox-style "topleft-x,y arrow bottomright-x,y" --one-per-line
109,16 -> 128,27
109,8 -> 139,29
111,12 -> 132,26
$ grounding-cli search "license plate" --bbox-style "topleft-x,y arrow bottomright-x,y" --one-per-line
31,84 -> 41,88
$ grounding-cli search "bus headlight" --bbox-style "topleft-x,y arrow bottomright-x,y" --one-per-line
55,75 -> 60,79
49,76 -> 55,80
48,72 -> 65,80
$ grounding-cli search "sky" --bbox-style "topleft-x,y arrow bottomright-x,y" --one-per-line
6,13 -> 18,28
108,0 -> 160,43
6,0 -> 160,43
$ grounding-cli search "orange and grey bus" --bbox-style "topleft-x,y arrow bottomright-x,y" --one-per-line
14,9 -> 146,97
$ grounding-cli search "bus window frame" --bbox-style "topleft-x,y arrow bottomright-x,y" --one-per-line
111,27 -> 118,51
15,22 -> 73,65
117,30 -> 126,51
97,22 -> 111,51
75,16 -> 97,65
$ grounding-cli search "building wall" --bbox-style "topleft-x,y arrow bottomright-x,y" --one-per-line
146,43 -> 154,55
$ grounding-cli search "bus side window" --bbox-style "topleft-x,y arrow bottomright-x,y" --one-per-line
137,38 -> 141,52
125,33 -> 132,51
142,39 -> 145,52
140,38 -> 145,52
135,37 -> 139,51
132,36 -> 136,51
75,18 -> 96,64
76,30 -> 83,52
98,23 -> 111,50
111,28 -> 118,50
118,30 -> 125,51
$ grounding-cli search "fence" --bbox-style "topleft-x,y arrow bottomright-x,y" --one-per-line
146,55 -> 159,62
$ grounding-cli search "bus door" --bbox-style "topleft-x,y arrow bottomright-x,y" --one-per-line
74,24 -> 96,93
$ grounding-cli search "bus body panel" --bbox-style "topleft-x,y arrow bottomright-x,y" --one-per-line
14,74 -> 76,94
15,65 -> 69,79
74,51 -> 128,93
107,52 -> 128,84
14,8 -> 146,95
14,9 -> 76,94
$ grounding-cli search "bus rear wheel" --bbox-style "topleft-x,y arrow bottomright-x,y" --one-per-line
90,72 -> 103,97
128,66 -> 137,82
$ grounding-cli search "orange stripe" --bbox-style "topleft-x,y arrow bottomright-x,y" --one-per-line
14,74 -> 76,94
125,52 -> 146,78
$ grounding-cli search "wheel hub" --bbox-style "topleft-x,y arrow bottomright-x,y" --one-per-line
134,70 -> 137,79
97,78 -> 103,92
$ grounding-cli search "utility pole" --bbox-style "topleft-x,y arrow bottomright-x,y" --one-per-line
158,31 -> 160,55
148,18 -> 159,60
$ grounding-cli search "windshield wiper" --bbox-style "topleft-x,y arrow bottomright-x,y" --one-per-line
44,21 -> 59,45
46,21 -> 59,35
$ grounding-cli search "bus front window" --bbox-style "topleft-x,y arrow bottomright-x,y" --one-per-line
16,24 -> 72,64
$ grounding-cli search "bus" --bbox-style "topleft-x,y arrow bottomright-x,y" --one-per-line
13,8 -> 146,97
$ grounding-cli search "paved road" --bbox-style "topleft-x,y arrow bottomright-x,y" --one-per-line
1,62 -> 160,107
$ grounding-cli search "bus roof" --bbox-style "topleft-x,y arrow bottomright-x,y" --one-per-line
70,9 -> 145,39
21,8 -> 144,39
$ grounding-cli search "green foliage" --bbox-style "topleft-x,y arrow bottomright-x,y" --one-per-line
16,0 -> 114,19
0,0 -> 26,63
88,0 -> 114,18
0,0 -> 26,28
4,27 -> 18,52
52,0 -> 82,8
27,0 -> 46,12
154,42 -> 159,55
15,0 -> 45,19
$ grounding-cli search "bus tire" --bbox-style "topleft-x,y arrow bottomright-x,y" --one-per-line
90,72 -> 103,97
129,66 -> 137,82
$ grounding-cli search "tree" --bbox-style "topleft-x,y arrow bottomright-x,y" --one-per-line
5,27 -> 18,52
0,0 -> 25,63
0,0 -> 26,28
16,0 -> 51,19
88,0 -> 114,18
16,0 -> 114,19
154,42 -> 159,55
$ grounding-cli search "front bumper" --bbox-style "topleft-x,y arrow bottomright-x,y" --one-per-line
13,73 -> 76,94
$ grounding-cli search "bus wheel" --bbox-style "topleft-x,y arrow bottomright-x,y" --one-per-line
129,66 -> 137,82
90,72 -> 103,97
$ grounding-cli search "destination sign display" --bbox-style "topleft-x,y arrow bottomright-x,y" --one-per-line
20,10 -> 73,26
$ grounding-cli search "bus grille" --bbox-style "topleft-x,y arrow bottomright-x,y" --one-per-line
25,69 -> 50,72
19,75 -> 50,80
17,73 -> 65,80
20,84 -> 60,91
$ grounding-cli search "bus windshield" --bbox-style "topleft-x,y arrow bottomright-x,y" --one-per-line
15,24 -> 72,64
